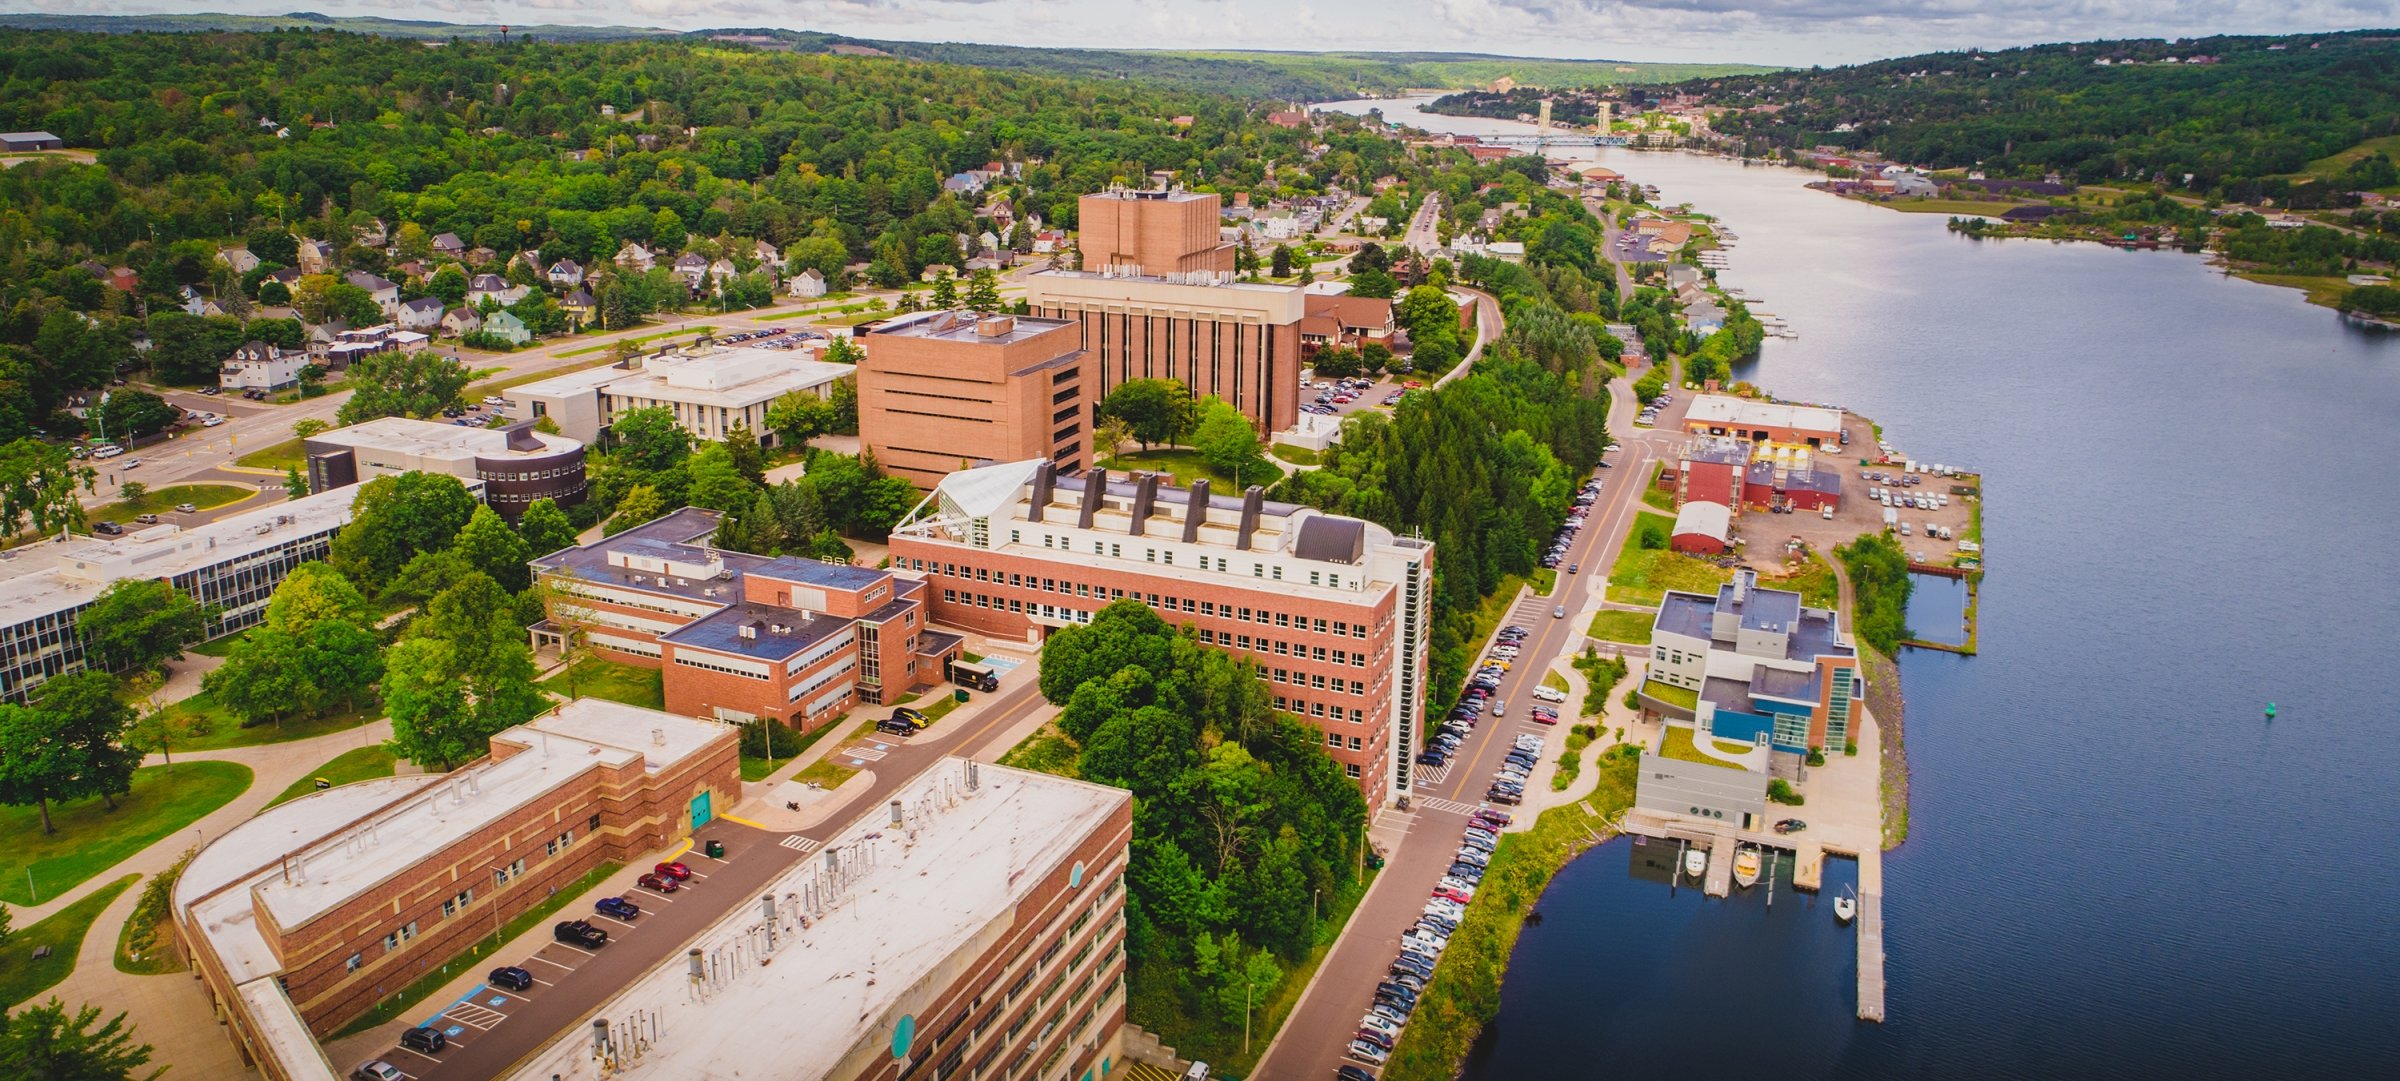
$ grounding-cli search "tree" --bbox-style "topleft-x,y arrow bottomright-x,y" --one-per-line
427,264 -> 470,307
386,574 -> 545,769
1270,244 -> 1294,278
328,471 -> 478,588
452,505 -> 533,592
685,444 -> 758,512
603,484 -> 668,535
822,337 -> 864,366
117,481 -> 149,511
930,274 -> 959,309
856,474 -> 921,536
292,418 -> 329,439
35,672 -> 139,810
1352,242 -> 1391,274
964,269 -> 1002,312
517,498 -> 578,558
0,439 -> 94,538
1098,379 -> 1197,451
75,579 -> 207,675
337,351 -> 472,424
1345,268 -> 1399,299
1192,398 -> 1265,481
0,704 -> 76,834
0,999 -> 157,1081
142,312 -> 245,385
608,406 -> 691,472
284,465 -> 308,500
765,390 -> 836,449
723,423 -> 767,483
95,391 -> 178,440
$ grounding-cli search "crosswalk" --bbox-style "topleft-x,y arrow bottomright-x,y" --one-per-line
444,1001 -> 506,1030
778,835 -> 822,853
1413,796 -> 1480,817
843,744 -> 889,762
1412,761 -> 1451,787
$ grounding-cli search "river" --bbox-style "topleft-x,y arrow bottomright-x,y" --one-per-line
1319,95 -> 2400,1080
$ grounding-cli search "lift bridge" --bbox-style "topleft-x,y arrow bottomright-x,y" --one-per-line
1479,133 -> 1630,148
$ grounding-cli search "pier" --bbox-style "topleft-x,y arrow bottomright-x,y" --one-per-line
1857,846 -> 1888,1022
1703,827 -> 1736,898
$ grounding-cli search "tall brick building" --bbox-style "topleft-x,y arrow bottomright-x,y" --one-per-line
1028,189 -> 1305,433
856,310 -> 1093,489
887,459 -> 1435,806
502,759 -> 1134,1081
175,701 -> 739,1078
531,509 -> 964,730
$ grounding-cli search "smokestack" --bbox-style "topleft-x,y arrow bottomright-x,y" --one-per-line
1027,461 -> 1055,523
1127,473 -> 1159,537
1236,486 -> 1264,551
1182,479 -> 1210,543
1078,470 -> 1106,529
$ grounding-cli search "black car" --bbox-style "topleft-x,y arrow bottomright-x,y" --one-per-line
1375,982 -> 1418,1005
875,718 -> 918,737
1415,752 -> 1448,766
1340,1066 -> 1379,1081
399,1026 -> 447,1054
890,706 -> 928,728
93,521 -> 124,535
489,965 -> 534,992
554,920 -> 608,948
1447,862 -> 1483,880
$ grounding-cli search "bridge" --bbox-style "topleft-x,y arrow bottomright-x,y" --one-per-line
1479,133 -> 1631,148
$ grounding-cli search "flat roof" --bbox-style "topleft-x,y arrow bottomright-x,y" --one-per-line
602,347 -> 852,409
1655,591 -> 1716,641
310,416 -> 582,460
0,483 -> 364,628
662,603 -> 852,661
1684,394 -> 1841,435
504,760 -> 1127,1080
505,362 -> 629,400
1033,268 -> 1302,296
868,310 -> 1076,346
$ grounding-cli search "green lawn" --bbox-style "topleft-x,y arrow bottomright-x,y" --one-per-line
2230,271 -> 2357,310
539,657 -> 665,710
2292,133 -> 2400,186
1655,723 -> 1752,768
463,355 -> 625,400
2,762 -> 252,907
1268,443 -> 1322,466
1764,550 -> 1840,609
1098,448 -> 1285,491
793,757 -> 857,788
333,862 -> 622,1038
998,722 -> 1082,777
90,483 -> 257,525
739,713 -> 849,782
1853,196 -> 2034,216
1641,462 -> 1676,511
151,690 -> 379,753
1587,608 -> 1655,645
265,746 -> 398,809
1641,678 -> 1700,712
1540,670 -> 1569,693
1604,511 -> 1732,607
553,325 -> 688,358
234,436 -> 306,470
0,875 -> 137,1008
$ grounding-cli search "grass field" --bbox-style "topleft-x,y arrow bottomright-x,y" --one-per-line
0,875 -> 138,1007
462,354 -> 624,400
1603,511 -> 1732,607
538,657 -> 665,710
553,324 -> 692,358
234,436 -> 306,470
1641,462 -> 1675,511
1268,443 -> 1322,466
2231,271 -> 2357,310
1586,608 -> 1655,645
998,722 -> 1081,777
1098,448 -> 1285,491
1657,723 -> 1753,767
90,483 -> 256,525
739,712 -> 849,782
1851,195 -> 2033,216
152,689 -> 379,753
266,746 -> 399,809
1,761 -> 252,907
1764,550 -> 1840,609
2291,133 -> 2400,188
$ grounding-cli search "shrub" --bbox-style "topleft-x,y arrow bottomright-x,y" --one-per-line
1806,748 -> 1827,767
1844,741 -> 1858,756
1635,518 -> 1669,550
1767,778 -> 1805,805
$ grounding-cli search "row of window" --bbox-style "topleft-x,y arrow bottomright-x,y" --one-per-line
788,657 -> 857,703
909,557 -> 1375,638
673,652 -> 769,681
1277,696 -> 1367,725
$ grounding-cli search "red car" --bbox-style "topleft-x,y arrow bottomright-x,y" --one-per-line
1529,712 -> 1559,725
1431,887 -> 1472,904
637,872 -> 679,893
654,861 -> 692,880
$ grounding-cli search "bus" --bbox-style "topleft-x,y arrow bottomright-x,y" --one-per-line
947,659 -> 998,693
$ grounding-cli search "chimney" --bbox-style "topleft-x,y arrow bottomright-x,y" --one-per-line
1077,469 -> 1106,529
1127,473 -> 1159,537
1182,478 -> 1210,543
1236,485 -> 1264,551
1027,461 -> 1055,523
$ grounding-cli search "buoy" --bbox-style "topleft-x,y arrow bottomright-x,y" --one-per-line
2264,703 -> 2277,719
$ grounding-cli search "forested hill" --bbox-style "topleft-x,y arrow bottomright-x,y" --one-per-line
0,12 -> 1770,101
1685,30 -> 2400,199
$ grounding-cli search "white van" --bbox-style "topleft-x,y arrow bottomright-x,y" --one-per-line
1183,1062 -> 1212,1081
91,445 -> 125,460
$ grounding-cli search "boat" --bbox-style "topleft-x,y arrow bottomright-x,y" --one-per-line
1733,847 -> 1762,888
1683,847 -> 1708,879
2264,702 -> 2277,719
1834,888 -> 1857,924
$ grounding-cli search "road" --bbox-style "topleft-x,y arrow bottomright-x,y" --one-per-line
1401,193 -> 1443,255
1251,372 -> 1678,1081
372,674 -> 1057,1081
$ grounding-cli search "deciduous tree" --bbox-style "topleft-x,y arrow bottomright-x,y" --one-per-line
75,579 -> 207,674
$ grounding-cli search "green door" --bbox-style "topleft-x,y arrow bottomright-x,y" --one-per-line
690,789 -> 713,830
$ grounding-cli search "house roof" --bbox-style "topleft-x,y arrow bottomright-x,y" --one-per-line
399,297 -> 443,315
1672,501 -> 1730,541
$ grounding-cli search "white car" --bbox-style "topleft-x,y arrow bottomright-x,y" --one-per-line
203,416 -> 225,427
1530,686 -> 1567,703
1361,1015 -> 1403,1040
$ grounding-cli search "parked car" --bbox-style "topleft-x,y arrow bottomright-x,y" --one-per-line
553,920 -> 608,948
399,1026 -> 448,1053
352,1062 -> 405,1081
595,896 -> 641,920
175,502 -> 197,513
93,521 -> 123,535
637,872 -> 679,893
876,718 -> 919,737
1774,818 -> 1808,834
489,965 -> 534,992
654,861 -> 692,880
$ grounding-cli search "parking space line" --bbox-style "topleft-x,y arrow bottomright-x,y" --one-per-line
525,955 -> 576,971
551,942 -> 596,958
591,913 -> 635,928
389,1047 -> 442,1064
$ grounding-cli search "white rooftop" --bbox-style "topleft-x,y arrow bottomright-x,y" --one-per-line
0,482 -> 365,628
1684,394 -> 1842,436
507,362 -> 629,400
606,346 -> 853,408
310,415 -> 583,461
504,760 -> 1128,1081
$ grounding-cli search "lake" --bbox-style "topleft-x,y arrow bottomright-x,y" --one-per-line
1320,96 -> 2400,1080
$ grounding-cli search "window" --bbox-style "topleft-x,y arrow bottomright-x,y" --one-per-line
588,813 -> 602,832
345,953 -> 364,972
382,922 -> 419,952
441,888 -> 474,918
494,858 -> 527,887
1345,763 -> 1362,779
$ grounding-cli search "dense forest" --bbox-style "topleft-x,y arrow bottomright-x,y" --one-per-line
1685,31 -> 2400,200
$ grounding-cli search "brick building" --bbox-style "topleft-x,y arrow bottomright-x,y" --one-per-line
305,416 -> 587,522
501,758 -> 1132,1081
856,310 -> 1093,489
174,700 -> 739,1079
531,509 -> 963,730
1026,189 -> 1305,433
887,459 -> 1435,805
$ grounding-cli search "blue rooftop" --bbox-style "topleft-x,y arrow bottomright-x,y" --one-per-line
662,604 -> 851,661
1655,592 -> 1716,640
750,556 -> 891,593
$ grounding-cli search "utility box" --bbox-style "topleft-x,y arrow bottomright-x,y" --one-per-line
705,839 -> 725,859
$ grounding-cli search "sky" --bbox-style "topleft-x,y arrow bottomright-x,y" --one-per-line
16,0 -> 2400,67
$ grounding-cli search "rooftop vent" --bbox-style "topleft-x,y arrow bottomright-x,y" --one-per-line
975,314 -> 1016,337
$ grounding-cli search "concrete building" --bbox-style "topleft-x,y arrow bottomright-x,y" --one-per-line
174,700 -> 740,1080
857,310 -> 1092,489
220,340 -> 308,392
1632,737 -> 1771,831
1682,394 -> 1843,448
505,344 -> 853,447
531,509 -> 963,729
501,757 -> 1132,1081
887,459 -> 1435,805
0,484 -> 366,702
304,416 -> 587,521
1639,569 -> 1861,756
1026,190 -> 1304,433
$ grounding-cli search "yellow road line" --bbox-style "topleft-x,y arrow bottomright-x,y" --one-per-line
717,813 -> 768,829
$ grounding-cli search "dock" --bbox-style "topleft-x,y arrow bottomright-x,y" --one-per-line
1856,846 -> 1887,1022
1791,840 -> 1824,891
1702,827 -> 1735,898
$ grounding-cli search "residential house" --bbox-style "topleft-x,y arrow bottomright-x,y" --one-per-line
1300,293 -> 1397,355
752,240 -> 783,270
560,287 -> 598,328
1485,241 -> 1526,263
482,310 -> 532,346
353,220 -> 388,247
466,246 -> 498,266
220,341 -> 307,391
440,308 -> 483,337
391,259 -> 430,282
343,271 -> 401,317
707,258 -> 739,286
942,172 -> 985,196
396,296 -> 445,331
788,269 -> 827,298
1266,110 -> 1309,128
671,252 -> 709,291
430,232 -> 466,257
297,240 -> 336,274
466,274 -> 527,308
547,258 -> 585,288
1032,230 -> 1063,254
920,263 -> 958,283
0,130 -> 64,152
218,248 -> 260,275
976,230 -> 1001,254
615,241 -> 656,272
1667,264 -> 1703,290
961,254 -> 1007,274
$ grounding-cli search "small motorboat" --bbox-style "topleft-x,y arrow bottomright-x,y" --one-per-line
1834,888 -> 1858,924
1733,847 -> 1761,889
1683,847 -> 1707,879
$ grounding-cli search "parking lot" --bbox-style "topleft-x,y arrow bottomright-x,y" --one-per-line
1299,373 -> 1429,423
